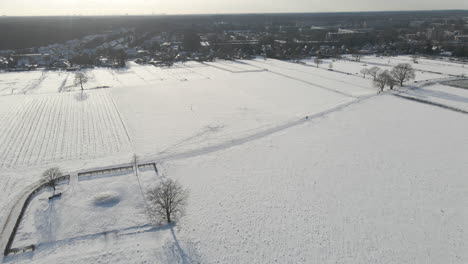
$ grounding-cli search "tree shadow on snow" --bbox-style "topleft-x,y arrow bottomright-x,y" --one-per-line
74,92 -> 89,102
163,224 -> 201,264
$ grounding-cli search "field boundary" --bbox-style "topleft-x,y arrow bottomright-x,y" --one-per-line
2,162 -> 159,257
393,93 -> 468,114
77,162 -> 158,180
3,175 -> 70,256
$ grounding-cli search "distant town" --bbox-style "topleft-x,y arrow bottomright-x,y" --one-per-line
1,10 -> 468,71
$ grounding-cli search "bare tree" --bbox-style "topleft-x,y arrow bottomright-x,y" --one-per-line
412,55 -> 419,64
391,63 -> 416,86
373,71 -> 387,93
42,167 -> 63,194
386,74 -> 397,90
373,70 -> 396,93
147,179 -> 188,223
360,68 -> 370,78
368,66 -> 381,80
328,63 -> 333,70
74,72 -> 88,92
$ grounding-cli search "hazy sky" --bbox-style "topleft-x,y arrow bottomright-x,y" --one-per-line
1,0 -> 467,16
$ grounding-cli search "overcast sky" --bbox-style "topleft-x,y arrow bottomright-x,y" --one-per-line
1,0 -> 467,16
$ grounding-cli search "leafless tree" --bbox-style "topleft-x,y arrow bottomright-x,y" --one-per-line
391,63 -> 416,86
386,74 -> 397,90
373,70 -> 395,93
373,71 -> 387,93
74,72 -> 88,92
42,167 -> 63,194
412,55 -> 419,64
314,57 -> 322,68
360,68 -> 370,78
328,63 -> 333,70
147,179 -> 188,223
368,66 -> 381,80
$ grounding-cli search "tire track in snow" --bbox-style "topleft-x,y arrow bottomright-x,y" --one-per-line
0,98 -> 39,156
392,93 -> 468,114
93,92 -> 111,154
10,97 -> 52,167
21,96 -> 55,167
268,69 -> 357,98
0,100 -> 25,146
23,71 -> 48,94
0,91 -> 132,168
58,74 -> 70,93
0,98 -> 45,167
108,92 -> 132,144
245,60 -> 360,98
147,94 -> 376,163
51,95 -> 66,161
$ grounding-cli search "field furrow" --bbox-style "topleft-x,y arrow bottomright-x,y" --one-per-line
0,91 -> 131,168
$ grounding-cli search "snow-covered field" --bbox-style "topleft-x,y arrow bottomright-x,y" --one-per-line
0,90 -> 131,169
12,169 -> 156,249
305,58 -> 445,82
401,84 -> 468,111
359,55 -> 468,77
112,60 -> 354,157
5,167 -> 199,264
0,62 -> 212,95
163,94 -> 468,264
1,57 -> 468,263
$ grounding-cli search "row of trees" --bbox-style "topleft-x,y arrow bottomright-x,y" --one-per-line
361,64 -> 416,93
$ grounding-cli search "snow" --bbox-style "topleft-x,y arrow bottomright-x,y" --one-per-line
247,59 -> 375,97
1,57 -> 468,263
0,71 -> 44,95
92,191 -> 122,206
0,90 -> 131,169
358,55 -> 468,77
401,84 -> 468,111
111,63 -> 353,157
4,167 -> 201,264
12,170 -> 154,248
305,57 -> 445,82
33,72 -> 71,94
164,94 -> 468,264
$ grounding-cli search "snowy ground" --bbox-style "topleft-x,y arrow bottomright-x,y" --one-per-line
401,83 -> 468,111
358,55 -> 468,77
303,58 -> 445,82
0,62 -> 211,96
0,90 -> 131,169
5,168 -> 200,264
111,60 -> 354,157
164,94 -> 468,264
12,169 -> 155,249
1,57 -> 468,263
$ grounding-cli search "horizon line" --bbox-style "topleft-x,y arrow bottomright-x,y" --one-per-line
1,9 -> 468,18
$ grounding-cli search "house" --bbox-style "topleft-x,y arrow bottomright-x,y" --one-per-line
12,54 -> 51,67
440,51 -> 453,57
52,59 -> 71,69
0,57 -> 9,68
455,35 -> 468,43
325,29 -> 365,41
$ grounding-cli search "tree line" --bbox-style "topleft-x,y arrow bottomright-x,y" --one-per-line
361,63 -> 416,93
